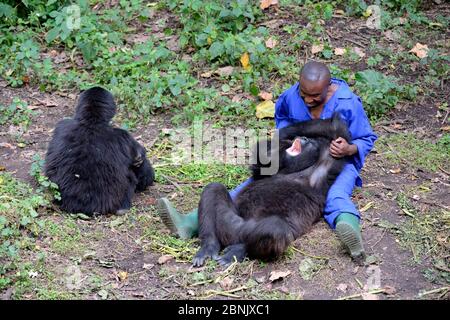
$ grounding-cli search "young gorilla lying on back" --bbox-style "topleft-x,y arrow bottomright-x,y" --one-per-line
45,87 -> 154,215
193,113 -> 350,266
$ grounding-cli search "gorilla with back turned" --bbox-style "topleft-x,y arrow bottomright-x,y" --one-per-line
45,87 -> 154,215
193,113 -> 350,266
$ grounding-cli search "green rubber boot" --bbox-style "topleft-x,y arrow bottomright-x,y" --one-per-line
157,198 -> 198,239
335,213 -> 366,264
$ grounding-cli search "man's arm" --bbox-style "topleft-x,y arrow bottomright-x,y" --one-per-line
344,97 -> 378,171
274,91 -> 293,129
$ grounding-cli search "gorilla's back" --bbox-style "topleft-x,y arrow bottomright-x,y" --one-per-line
45,120 -> 134,214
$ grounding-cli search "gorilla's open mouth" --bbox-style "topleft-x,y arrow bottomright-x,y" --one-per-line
286,138 -> 302,156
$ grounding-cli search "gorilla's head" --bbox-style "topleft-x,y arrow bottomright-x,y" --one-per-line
279,136 -> 322,174
74,87 -> 117,124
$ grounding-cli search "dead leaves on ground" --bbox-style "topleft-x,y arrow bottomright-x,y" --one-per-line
260,0 -> 278,10
200,66 -> 235,78
256,100 -> 275,119
269,270 -> 291,282
265,37 -> 277,49
240,52 -> 251,71
410,43 -> 429,59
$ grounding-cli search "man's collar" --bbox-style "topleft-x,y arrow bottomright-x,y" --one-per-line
331,78 -> 352,99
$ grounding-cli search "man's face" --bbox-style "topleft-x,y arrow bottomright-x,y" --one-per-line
299,78 -> 329,108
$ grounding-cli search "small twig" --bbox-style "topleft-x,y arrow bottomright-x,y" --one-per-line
418,286 -> 450,298
201,286 -> 248,299
380,125 -> 402,134
439,166 -> 450,176
441,109 -> 449,125
337,289 -> 386,300
291,247 -> 329,260
371,229 -> 387,249
345,38 -> 368,48
434,265 -> 450,273
159,173 -> 183,191
401,208 -> 415,218
355,278 -> 364,289
408,195 -> 450,210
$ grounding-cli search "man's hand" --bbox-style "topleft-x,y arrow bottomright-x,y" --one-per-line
330,137 -> 357,158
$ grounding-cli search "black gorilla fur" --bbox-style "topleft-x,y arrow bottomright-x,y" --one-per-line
193,113 -> 351,266
45,87 -> 154,215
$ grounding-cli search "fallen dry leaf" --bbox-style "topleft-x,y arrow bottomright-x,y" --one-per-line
200,71 -> 213,78
362,292 -> 380,300
441,126 -> 450,132
143,197 -> 157,205
240,52 -> 251,71
117,271 -> 128,281
258,91 -> 273,101
409,43 -> 429,59
311,44 -> 324,55
34,97 -> 58,108
219,276 -> 234,290
334,47 -> 346,56
389,168 -> 401,174
269,270 -> 291,282
142,263 -> 154,270
384,286 -> 397,295
398,17 -> 407,25
260,0 -> 278,10
255,100 -> 275,119
353,47 -> 366,58
265,37 -> 277,49
0,142 -> 15,149
215,66 -> 234,77
360,202 -> 374,213
166,36 -> 180,52
383,30 -> 399,42
336,283 -> 348,292
232,94 -> 244,103
158,254 -> 174,265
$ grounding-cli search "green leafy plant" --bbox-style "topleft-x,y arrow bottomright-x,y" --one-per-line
0,98 -> 36,130
0,173 -> 49,290
30,154 -> 61,201
354,69 -> 417,119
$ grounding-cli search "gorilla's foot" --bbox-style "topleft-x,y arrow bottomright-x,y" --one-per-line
116,209 -> 129,216
192,243 -> 220,267
216,244 -> 247,267
335,213 -> 366,265
157,198 -> 198,239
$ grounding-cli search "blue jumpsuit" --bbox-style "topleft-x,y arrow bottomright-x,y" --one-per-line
229,78 -> 377,228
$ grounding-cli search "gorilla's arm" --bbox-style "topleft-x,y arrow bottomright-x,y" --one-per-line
133,144 -> 155,191
113,128 -> 155,191
278,113 -> 351,142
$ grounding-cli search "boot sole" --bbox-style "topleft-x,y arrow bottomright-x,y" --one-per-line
156,198 -> 193,239
157,198 -> 178,234
336,222 -> 366,263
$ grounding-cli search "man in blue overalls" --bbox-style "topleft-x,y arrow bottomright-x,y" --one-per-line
157,61 -> 377,262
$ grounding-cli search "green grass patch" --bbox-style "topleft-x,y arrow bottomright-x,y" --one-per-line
377,133 -> 450,172
156,163 -> 249,189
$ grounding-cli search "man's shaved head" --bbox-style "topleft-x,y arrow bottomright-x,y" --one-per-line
300,61 -> 331,83
299,61 -> 331,109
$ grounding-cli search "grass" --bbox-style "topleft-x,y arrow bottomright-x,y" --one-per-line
393,192 -> 450,284
377,133 -> 450,172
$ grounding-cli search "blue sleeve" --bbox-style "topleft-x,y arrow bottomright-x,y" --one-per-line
346,97 -> 378,172
274,91 -> 293,129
